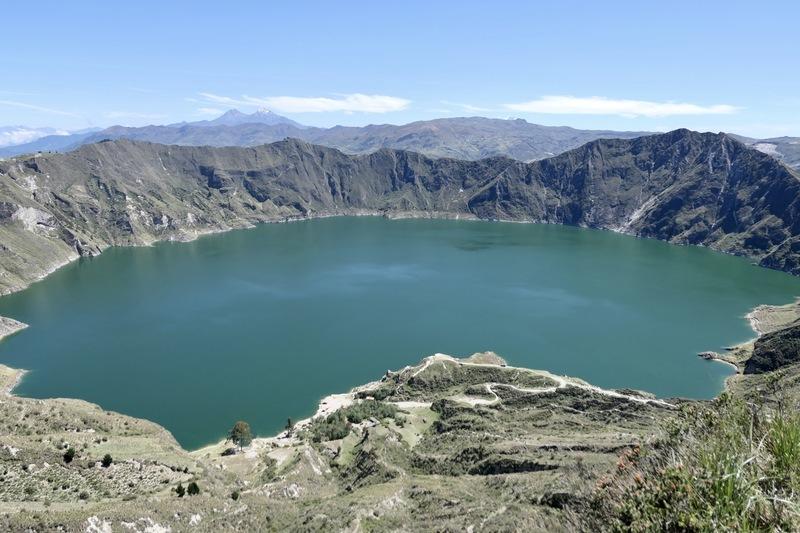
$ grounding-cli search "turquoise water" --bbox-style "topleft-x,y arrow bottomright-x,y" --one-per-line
1,217 -> 798,449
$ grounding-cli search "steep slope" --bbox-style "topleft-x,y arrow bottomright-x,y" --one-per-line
1,130 -> 799,296
468,129 -> 800,271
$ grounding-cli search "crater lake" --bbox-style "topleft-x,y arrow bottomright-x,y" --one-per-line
1,217 -> 799,449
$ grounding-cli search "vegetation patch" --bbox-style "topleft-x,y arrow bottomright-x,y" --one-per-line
585,393 -> 800,531
308,400 -> 402,442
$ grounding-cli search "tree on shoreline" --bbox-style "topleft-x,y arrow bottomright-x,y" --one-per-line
228,420 -> 253,450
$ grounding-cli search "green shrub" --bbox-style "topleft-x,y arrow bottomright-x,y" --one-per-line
261,454 -> 278,482
187,481 -> 200,496
309,400 -> 401,442
767,412 -> 800,489
101,454 -> 112,468
63,447 -> 75,464
342,399 -> 399,424
585,394 -> 800,531
310,410 -> 350,442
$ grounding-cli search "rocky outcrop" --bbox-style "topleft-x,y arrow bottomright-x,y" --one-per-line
744,321 -> 800,374
1,129 -> 799,295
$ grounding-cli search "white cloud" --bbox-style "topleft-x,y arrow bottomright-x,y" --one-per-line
197,93 -> 244,107
198,92 -> 410,113
505,95 -> 740,118
105,111 -> 167,120
0,99 -> 80,117
197,107 -> 223,116
0,127 -> 69,147
440,100 -> 494,113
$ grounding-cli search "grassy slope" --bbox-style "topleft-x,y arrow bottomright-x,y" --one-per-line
582,301 -> 800,531
0,353 -> 675,531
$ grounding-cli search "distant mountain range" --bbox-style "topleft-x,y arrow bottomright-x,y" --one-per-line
0,111 -> 651,161
2,110 -> 798,170
171,108 -> 305,129
730,134 -> 800,169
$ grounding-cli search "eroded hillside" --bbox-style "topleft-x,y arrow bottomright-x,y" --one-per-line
2,130 -> 800,297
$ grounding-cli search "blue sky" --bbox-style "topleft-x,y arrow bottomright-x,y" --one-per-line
1,0 -> 798,137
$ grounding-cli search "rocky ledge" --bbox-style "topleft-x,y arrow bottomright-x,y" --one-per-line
0,316 -> 27,342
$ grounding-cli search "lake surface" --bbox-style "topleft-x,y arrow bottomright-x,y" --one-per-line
1,217 -> 799,449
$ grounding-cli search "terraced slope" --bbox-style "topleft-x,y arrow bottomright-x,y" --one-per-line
0,352 -> 677,531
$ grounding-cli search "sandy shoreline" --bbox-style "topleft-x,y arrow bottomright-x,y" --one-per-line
698,298 -> 800,376
745,299 -> 800,336
0,365 -> 26,396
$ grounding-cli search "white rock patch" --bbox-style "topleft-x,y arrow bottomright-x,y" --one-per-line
753,143 -> 780,157
120,517 -> 172,533
12,206 -> 54,233
85,516 -> 113,533
2,444 -> 19,457
22,175 -> 38,192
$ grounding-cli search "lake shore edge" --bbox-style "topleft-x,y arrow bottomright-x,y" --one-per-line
1,194 -> 795,315
1,299 -> 791,455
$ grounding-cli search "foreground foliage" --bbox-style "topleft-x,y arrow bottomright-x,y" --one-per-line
586,393 -> 800,531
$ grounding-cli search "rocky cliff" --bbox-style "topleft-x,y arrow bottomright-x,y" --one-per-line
1,129 -> 799,295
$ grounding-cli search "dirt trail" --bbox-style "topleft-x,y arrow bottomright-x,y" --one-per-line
425,353 -> 676,409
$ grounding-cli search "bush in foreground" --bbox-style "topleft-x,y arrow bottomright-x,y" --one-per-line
585,393 -> 800,531
62,447 -> 75,464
